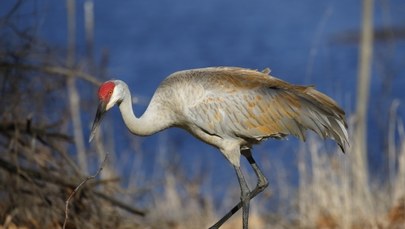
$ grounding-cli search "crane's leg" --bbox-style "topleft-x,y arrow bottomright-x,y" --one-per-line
242,149 -> 269,196
235,165 -> 250,229
209,150 -> 268,229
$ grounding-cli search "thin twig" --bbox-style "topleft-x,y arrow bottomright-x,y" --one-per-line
62,153 -> 109,229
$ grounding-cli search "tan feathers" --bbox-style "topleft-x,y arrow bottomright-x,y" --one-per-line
164,67 -> 348,152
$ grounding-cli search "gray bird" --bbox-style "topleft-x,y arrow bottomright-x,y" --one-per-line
89,67 -> 349,229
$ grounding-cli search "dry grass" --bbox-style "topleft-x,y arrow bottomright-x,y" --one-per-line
296,115 -> 405,229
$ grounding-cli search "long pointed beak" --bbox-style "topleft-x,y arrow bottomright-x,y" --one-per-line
89,100 -> 107,142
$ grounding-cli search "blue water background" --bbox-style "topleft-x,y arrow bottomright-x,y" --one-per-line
4,0 -> 405,210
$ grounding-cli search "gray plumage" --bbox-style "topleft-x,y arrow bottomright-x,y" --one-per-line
90,66 -> 349,229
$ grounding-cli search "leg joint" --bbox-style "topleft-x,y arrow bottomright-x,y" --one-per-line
258,176 -> 269,189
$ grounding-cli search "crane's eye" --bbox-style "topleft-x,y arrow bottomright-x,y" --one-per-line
108,91 -> 113,96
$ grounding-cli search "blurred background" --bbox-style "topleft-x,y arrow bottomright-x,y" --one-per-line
0,0 -> 404,228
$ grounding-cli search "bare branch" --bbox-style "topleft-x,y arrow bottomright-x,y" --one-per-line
0,156 -> 147,217
93,190 -> 147,216
0,121 -> 72,142
0,62 -> 101,86
62,153 -> 109,229
0,0 -> 22,25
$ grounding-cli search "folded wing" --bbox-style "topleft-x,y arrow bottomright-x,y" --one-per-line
186,68 -> 348,152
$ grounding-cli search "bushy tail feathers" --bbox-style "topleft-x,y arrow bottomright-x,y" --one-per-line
299,87 -> 349,152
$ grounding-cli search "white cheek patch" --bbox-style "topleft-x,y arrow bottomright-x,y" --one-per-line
106,88 -> 119,110
106,100 -> 115,110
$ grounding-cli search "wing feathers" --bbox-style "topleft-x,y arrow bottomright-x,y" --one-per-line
253,87 -> 348,152
182,67 -> 348,152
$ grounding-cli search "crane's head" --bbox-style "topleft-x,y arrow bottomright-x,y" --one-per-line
89,80 -> 125,142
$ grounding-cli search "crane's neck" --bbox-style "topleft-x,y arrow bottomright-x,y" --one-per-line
118,85 -> 171,136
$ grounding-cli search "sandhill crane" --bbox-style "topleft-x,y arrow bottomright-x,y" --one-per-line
89,67 -> 348,229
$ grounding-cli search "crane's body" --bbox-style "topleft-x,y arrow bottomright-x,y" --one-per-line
90,67 -> 348,229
